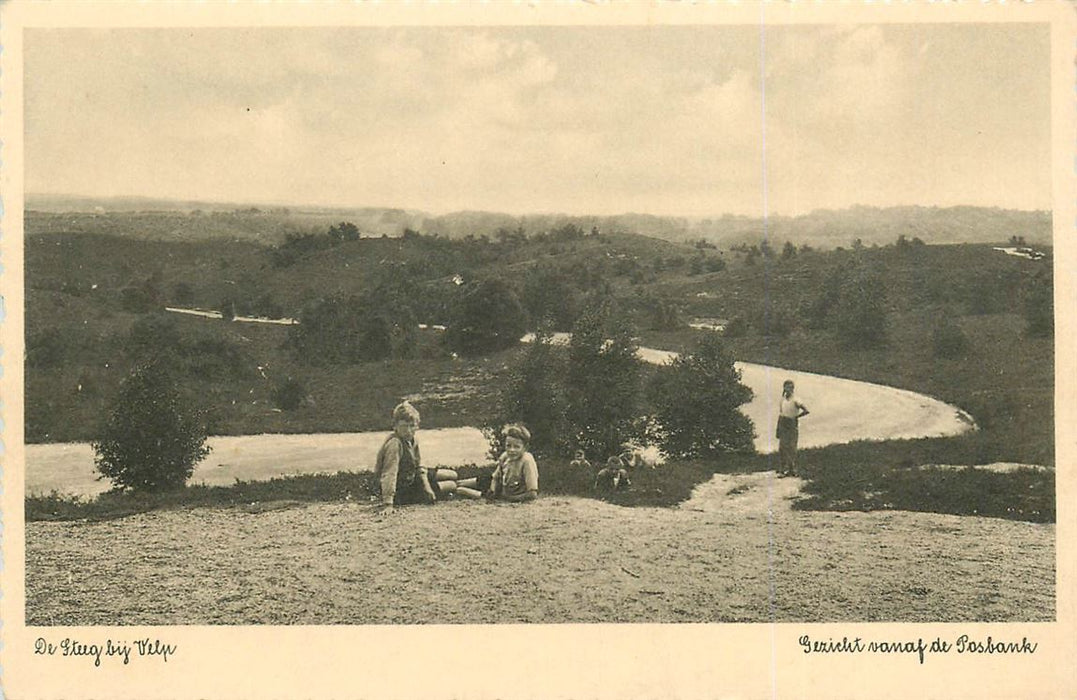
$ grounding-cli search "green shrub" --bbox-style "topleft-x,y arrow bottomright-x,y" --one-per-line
290,294 -> 414,364
523,269 -> 582,332
444,278 -> 527,356
650,334 -> 755,458
564,301 -> 643,457
92,362 -> 211,493
833,268 -> 887,348
932,318 -> 969,359
272,377 -> 307,411
1023,273 -> 1053,338
493,330 -> 568,457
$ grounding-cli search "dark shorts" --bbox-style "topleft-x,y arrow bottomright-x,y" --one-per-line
394,470 -> 439,506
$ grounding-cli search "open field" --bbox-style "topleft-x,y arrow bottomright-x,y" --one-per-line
26,476 -> 1054,625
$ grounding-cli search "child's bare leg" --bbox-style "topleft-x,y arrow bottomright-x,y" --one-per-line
433,468 -> 459,482
456,477 -> 479,488
454,486 -> 482,499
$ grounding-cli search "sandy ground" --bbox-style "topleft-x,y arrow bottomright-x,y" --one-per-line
26,472 -> 1053,625
25,342 -> 974,498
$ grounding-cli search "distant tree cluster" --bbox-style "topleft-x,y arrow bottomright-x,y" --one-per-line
801,264 -> 888,348
444,278 -> 528,356
271,221 -> 363,267
290,287 -> 417,364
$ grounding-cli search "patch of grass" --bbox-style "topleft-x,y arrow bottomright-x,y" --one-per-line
696,438 -> 1055,523
536,457 -> 718,508
794,460 -> 1053,523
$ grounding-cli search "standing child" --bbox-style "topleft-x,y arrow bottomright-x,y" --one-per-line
776,380 -> 809,477
486,424 -> 539,502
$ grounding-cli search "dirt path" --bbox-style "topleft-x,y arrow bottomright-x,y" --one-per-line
26,476 -> 1053,625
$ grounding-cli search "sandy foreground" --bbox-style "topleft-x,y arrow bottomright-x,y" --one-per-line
26,472 -> 1053,625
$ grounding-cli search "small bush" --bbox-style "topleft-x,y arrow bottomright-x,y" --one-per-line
723,315 -> 748,338
272,377 -> 307,411
833,268 -> 887,349
92,362 -> 211,493
1023,273 -> 1053,338
932,318 -> 969,359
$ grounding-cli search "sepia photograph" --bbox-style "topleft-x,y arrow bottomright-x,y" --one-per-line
3,2 -> 1075,698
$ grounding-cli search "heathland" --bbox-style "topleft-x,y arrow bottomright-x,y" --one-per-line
24,207 -> 1053,517
23,204 -> 1055,623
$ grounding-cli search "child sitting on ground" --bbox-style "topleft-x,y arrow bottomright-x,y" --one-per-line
594,455 -> 631,493
569,449 -> 591,471
373,401 -> 482,509
485,424 -> 539,502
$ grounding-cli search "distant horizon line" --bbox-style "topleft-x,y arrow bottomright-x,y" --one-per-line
25,191 -> 1051,220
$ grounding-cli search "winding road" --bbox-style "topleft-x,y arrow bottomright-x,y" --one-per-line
24,338 -> 974,499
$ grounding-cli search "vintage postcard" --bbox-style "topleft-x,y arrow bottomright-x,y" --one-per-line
2,1 -> 1075,698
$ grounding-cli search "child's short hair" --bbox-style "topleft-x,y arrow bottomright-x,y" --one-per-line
392,401 -> 420,424
502,423 -> 531,445
607,456 -> 623,467
783,379 -> 795,389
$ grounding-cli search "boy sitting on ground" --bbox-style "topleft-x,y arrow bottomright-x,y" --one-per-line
485,424 -> 539,503
374,401 -> 482,510
594,455 -> 631,493
569,449 -> 591,471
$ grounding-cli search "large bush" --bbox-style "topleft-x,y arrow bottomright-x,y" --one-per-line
522,269 -> 581,332
493,330 -> 568,456
444,278 -> 527,356
650,335 -> 755,458
564,300 -> 642,457
92,362 -> 211,493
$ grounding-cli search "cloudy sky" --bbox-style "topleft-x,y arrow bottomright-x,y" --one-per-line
25,24 -> 1050,217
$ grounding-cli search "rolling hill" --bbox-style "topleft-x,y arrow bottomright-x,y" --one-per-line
26,194 -> 1051,249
